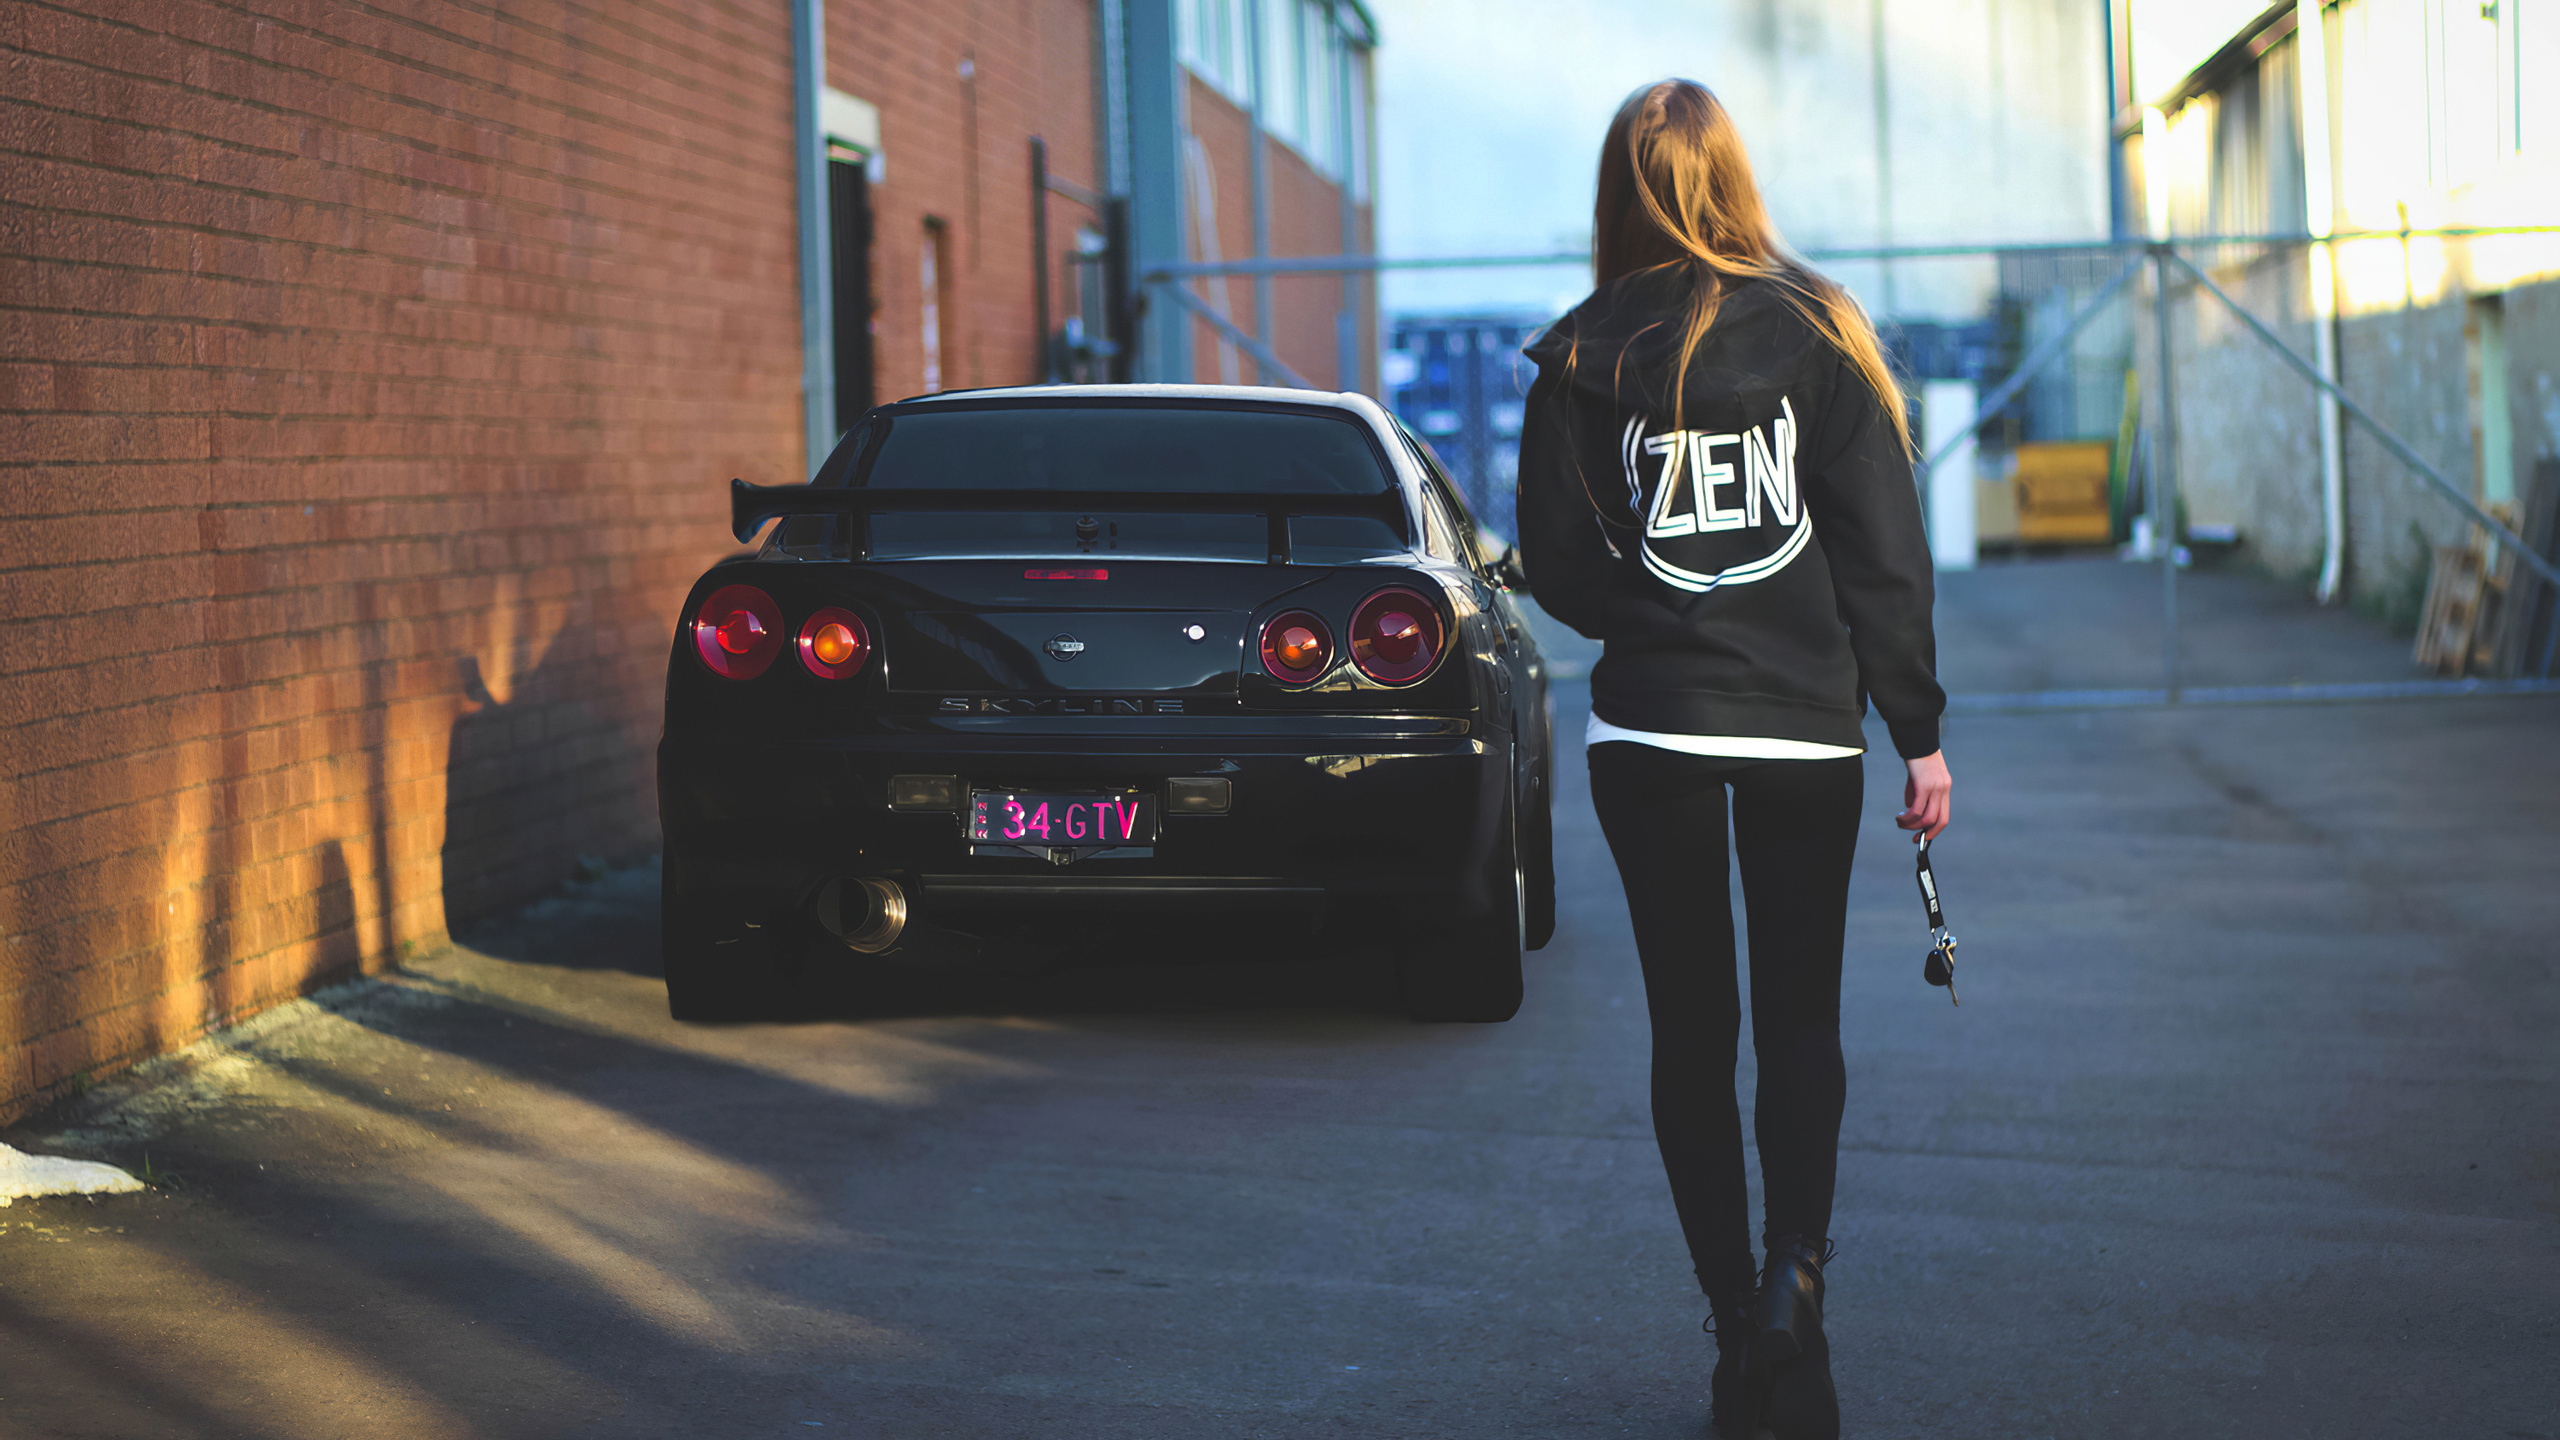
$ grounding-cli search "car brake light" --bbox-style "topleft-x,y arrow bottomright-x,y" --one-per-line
797,606 -> 871,679
693,584 -> 784,679
1259,610 -> 1333,685
1348,587 -> 1444,685
1025,567 -> 1108,580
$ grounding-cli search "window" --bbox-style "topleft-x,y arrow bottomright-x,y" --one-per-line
1182,0 -> 1367,184
1345,43 -> 1371,200
2525,0 -> 2560,158
1261,0 -> 1302,145
827,150 -> 874,425
1179,0 -> 1249,102
920,218 -> 950,395
1300,0 -> 1336,175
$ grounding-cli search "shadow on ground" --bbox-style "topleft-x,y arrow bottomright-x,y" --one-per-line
3,883 -> 1459,1438
453,857 -> 1411,1022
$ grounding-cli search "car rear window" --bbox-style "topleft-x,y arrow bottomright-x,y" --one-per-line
862,404 -> 1395,494
771,403 -> 1409,563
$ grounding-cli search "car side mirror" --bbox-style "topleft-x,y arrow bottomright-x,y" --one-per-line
1492,544 -> 1530,594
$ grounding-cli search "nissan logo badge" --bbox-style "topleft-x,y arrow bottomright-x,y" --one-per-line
1045,633 -> 1086,662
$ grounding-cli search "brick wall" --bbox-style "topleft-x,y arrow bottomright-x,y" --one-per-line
828,1 -> 1100,401
0,0 -> 1097,1122
2153,251 -> 2559,624
2155,248 -> 2332,582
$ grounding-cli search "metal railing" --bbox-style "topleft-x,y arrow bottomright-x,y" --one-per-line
1145,225 -> 2560,687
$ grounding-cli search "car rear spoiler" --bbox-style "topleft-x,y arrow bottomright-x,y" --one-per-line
729,479 -> 1411,563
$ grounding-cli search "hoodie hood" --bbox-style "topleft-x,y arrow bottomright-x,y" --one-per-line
1525,267 -> 1815,416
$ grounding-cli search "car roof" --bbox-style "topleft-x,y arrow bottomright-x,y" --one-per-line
895,381 -> 1370,408
888,383 -> 1399,432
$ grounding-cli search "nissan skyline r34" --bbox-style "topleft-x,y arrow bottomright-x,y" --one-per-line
656,385 -> 1554,1022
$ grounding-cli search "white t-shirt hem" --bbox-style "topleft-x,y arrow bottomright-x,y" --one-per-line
1585,713 -> 1863,760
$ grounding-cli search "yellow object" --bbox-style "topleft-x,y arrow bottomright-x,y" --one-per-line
2014,441 -> 2115,544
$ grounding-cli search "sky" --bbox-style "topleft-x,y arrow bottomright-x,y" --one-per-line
1365,0 -> 2246,322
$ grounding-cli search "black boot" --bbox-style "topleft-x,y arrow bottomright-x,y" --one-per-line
1748,1236 -> 1838,1440
1705,1288 -> 1764,1440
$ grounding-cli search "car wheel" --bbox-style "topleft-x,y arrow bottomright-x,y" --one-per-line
661,891 -> 789,1022
1397,792 -> 1526,1023
1523,744 -> 1556,952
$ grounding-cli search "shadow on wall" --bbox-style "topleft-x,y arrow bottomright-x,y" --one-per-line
440,633 -> 659,938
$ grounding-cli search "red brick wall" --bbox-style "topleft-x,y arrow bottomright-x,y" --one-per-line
830,1 -> 1100,402
0,0 -> 1096,1121
1179,76 -> 1374,392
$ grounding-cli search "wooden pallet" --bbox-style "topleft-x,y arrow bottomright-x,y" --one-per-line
2414,505 -> 2519,677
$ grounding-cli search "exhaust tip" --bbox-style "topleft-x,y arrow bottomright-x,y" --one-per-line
815,876 -> 908,953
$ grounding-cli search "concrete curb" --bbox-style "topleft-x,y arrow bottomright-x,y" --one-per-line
1947,677 -> 2560,713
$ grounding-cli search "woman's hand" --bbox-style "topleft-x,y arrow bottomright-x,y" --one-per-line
1897,750 -> 1951,843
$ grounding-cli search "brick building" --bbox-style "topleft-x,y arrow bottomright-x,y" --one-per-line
0,0 -> 1380,1122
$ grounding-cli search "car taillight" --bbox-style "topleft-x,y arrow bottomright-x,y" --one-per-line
1349,586 -> 1444,685
692,584 -> 784,679
1259,610 -> 1333,685
797,606 -> 871,679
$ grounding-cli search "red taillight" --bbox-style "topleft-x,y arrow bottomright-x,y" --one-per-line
797,606 -> 871,679
1349,587 -> 1445,685
1025,567 -> 1108,580
1259,610 -> 1334,685
692,584 -> 785,679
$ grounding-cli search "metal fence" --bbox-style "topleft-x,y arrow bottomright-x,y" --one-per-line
1144,228 -> 2560,692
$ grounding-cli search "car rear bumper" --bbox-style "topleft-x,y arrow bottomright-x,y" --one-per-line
658,720 -> 1510,955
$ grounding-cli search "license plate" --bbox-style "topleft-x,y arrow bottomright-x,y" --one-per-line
967,791 -> 1158,846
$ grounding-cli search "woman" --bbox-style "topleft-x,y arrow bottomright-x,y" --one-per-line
1516,80 -> 1951,1440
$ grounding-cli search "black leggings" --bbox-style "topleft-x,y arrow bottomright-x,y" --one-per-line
1587,741 -> 1864,1298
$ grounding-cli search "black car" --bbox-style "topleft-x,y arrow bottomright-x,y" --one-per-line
657,385 -> 1553,1022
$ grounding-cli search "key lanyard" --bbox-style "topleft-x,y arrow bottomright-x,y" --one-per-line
1915,834 -> 1959,1006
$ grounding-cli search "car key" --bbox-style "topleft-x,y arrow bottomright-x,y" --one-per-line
1915,834 -> 1959,1007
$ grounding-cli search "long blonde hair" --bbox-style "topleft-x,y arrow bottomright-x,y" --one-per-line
1580,79 -> 1910,454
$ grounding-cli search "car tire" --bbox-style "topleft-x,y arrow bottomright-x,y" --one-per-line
1523,742 -> 1556,952
661,891 -> 789,1022
1397,791 -> 1526,1023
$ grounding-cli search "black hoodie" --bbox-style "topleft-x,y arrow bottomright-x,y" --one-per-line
1517,266 -> 1944,759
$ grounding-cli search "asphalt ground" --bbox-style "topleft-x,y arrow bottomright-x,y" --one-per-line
4,556 -> 2556,1439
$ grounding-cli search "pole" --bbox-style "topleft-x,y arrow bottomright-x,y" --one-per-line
1245,0 -> 1275,385
1124,0 -> 1189,382
1335,25 -> 1361,393
790,0 -> 835,472
1104,196 -> 1135,384
1868,0 -> 1896,318
2102,0 -> 2130,243
1137,225 -> 2560,282
2151,245 -> 2181,699
1031,138 -> 1053,382
2298,0 -> 2347,602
